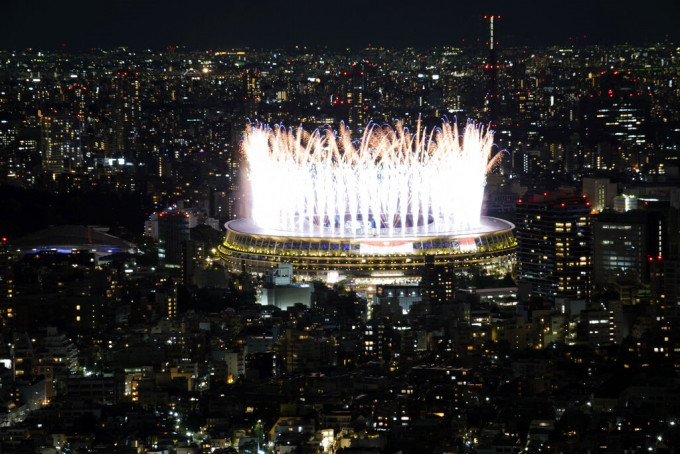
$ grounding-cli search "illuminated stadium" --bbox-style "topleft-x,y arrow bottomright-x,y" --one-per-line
218,120 -> 517,283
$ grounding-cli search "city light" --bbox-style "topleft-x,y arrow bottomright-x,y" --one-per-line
244,120 -> 499,237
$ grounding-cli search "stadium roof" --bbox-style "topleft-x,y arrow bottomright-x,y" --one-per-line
12,225 -> 134,256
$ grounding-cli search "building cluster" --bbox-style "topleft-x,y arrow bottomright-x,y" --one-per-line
0,40 -> 678,453
0,43 -> 679,205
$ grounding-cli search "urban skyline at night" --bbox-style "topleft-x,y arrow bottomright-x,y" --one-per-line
2,0 -> 679,49
0,6 -> 680,454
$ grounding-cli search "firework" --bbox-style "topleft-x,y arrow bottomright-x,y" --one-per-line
243,120 -> 498,237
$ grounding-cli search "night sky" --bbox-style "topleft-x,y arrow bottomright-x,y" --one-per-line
2,0 -> 678,49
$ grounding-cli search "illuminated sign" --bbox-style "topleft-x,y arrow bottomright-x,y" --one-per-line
359,240 -> 414,255
456,237 -> 477,252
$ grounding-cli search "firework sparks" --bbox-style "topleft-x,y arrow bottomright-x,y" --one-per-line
243,120 -> 498,237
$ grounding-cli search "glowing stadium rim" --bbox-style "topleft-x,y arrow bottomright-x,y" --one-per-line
244,119 -> 501,238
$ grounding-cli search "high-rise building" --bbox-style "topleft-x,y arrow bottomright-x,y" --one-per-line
158,209 -> 191,269
0,238 -> 14,326
589,207 -> 678,288
154,282 -> 178,319
516,191 -> 592,303
336,63 -> 369,133
363,318 -> 393,361
483,15 -> 500,125
110,68 -> 141,162
17,131 -> 40,184
578,300 -> 624,347
582,177 -> 617,213
243,69 -> 261,119
0,116 -> 17,176
348,63 -> 367,131
646,206 -> 680,308
420,255 -> 455,306
180,239 -> 204,286
41,115 -> 82,173
593,210 -> 649,285
579,72 -> 650,155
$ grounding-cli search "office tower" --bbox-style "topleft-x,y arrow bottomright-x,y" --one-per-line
578,300 -> 624,347
516,191 -> 592,303
593,210 -> 649,285
579,72 -> 650,166
591,205 -> 680,293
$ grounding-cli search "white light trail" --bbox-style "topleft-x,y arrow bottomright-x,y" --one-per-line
243,120 -> 499,237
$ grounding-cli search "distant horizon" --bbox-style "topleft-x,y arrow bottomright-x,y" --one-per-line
0,39 -> 677,54
2,0 -> 678,51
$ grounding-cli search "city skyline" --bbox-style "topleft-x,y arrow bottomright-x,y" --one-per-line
2,0 -> 678,50
1,12 -> 680,451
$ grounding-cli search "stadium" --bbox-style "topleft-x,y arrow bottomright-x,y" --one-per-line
217,121 -> 517,283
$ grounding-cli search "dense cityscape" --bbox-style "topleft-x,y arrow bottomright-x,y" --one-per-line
0,20 -> 680,454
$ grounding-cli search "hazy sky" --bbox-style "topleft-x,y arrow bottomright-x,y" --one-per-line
2,0 -> 678,49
